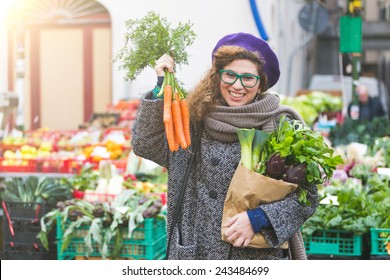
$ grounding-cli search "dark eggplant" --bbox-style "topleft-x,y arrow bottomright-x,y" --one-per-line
265,153 -> 286,179
142,199 -> 163,218
283,163 -> 307,185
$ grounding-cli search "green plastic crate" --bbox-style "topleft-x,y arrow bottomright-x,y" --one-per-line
56,217 -> 166,260
370,228 -> 390,256
304,230 -> 362,256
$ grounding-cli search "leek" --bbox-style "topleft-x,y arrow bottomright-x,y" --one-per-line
252,130 -> 270,172
237,128 -> 255,170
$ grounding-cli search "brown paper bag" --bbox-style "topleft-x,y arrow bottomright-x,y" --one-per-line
221,163 -> 298,249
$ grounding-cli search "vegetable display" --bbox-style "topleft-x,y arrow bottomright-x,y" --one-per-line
280,91 -> 343,125
302,171 -> 390,236
329,116 -> 390,147
114,11 -> 196,152
38,190 -> 165,259
237,116 -> 343,204
2,176 -> 73,206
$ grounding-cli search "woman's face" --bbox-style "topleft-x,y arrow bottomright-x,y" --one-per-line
219,59 -> 261,107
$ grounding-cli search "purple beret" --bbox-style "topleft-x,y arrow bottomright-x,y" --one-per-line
212,32 -> 280,88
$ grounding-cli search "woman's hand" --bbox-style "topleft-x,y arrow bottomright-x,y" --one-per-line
154,54 -> 175,76
223,212 -> 254,247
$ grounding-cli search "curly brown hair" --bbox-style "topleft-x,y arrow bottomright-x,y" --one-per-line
187,46 -> 268,121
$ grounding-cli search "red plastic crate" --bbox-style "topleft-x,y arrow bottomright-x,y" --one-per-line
65,159 -> 98,174
72,189 -> 117,203
0,158 -> 36,172
34,158 -> 71,173
66,158 -> 127,174
0,158 -> 73,173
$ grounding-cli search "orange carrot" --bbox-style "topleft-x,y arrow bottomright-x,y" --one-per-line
171,97 -> 188,149
173,124 -> 180,152
163,84 -> 173,123
171,107 -> 179,152
165,109 -> 176,152
174,91 -> 180,102
180,98 -> 191,146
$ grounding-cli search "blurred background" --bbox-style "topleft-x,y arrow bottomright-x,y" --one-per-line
0,0 -> 390,261
0,0 -> 389,130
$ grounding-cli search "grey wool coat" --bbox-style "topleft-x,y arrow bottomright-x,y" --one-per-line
131,92 -> 318,260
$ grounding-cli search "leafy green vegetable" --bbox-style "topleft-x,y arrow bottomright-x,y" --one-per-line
349,163 -> 373,185
280,91 -> 342,125
302,91 -> 343,113
114,11 -> 196,81
259,116 -> 344,185
38,190 -> 166,259
2,176 -> 72,206
61,165 -> 99,192
329,116 -> 390,147
370,136 -> 390,167
302,172 -> 390,236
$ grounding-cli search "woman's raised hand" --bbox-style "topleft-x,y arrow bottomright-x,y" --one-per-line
154,54 -> 175,77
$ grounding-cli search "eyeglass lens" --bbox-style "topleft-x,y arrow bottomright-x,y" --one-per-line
220,70 -> 259,88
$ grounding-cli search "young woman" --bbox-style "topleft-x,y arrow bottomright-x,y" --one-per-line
131,32 -> 318,260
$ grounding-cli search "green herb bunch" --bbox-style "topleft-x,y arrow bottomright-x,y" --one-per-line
114,11 -> 197,81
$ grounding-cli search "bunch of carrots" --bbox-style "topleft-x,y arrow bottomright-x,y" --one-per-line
157,71 -> 191,152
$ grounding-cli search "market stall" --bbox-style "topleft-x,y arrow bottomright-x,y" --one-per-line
2,85 -> 390,261
280,90 -> 390,260
0,99 -> 168,260
301,116 -> 390,260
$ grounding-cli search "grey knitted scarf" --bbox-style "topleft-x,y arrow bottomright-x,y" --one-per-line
204,93 -> 304,143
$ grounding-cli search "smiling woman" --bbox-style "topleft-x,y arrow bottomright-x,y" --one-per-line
131,32 -> 319,260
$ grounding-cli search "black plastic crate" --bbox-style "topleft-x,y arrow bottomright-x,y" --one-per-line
3,219 -> 42,244
2,218 -> 56,244
2,201 -> 51,221
1,201 -> 56,258
3,241 -> 57,260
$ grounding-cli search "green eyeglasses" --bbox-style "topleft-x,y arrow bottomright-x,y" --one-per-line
219,70 -> 260,88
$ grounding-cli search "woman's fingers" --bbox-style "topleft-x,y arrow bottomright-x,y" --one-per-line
226,231 -> 251,247
224,212 -> 254,247
155,54 -> 175,76
223,216 -> 237,228
243,238 -> 251,247
233,237 -> 245,247
225,228 -> 239,242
